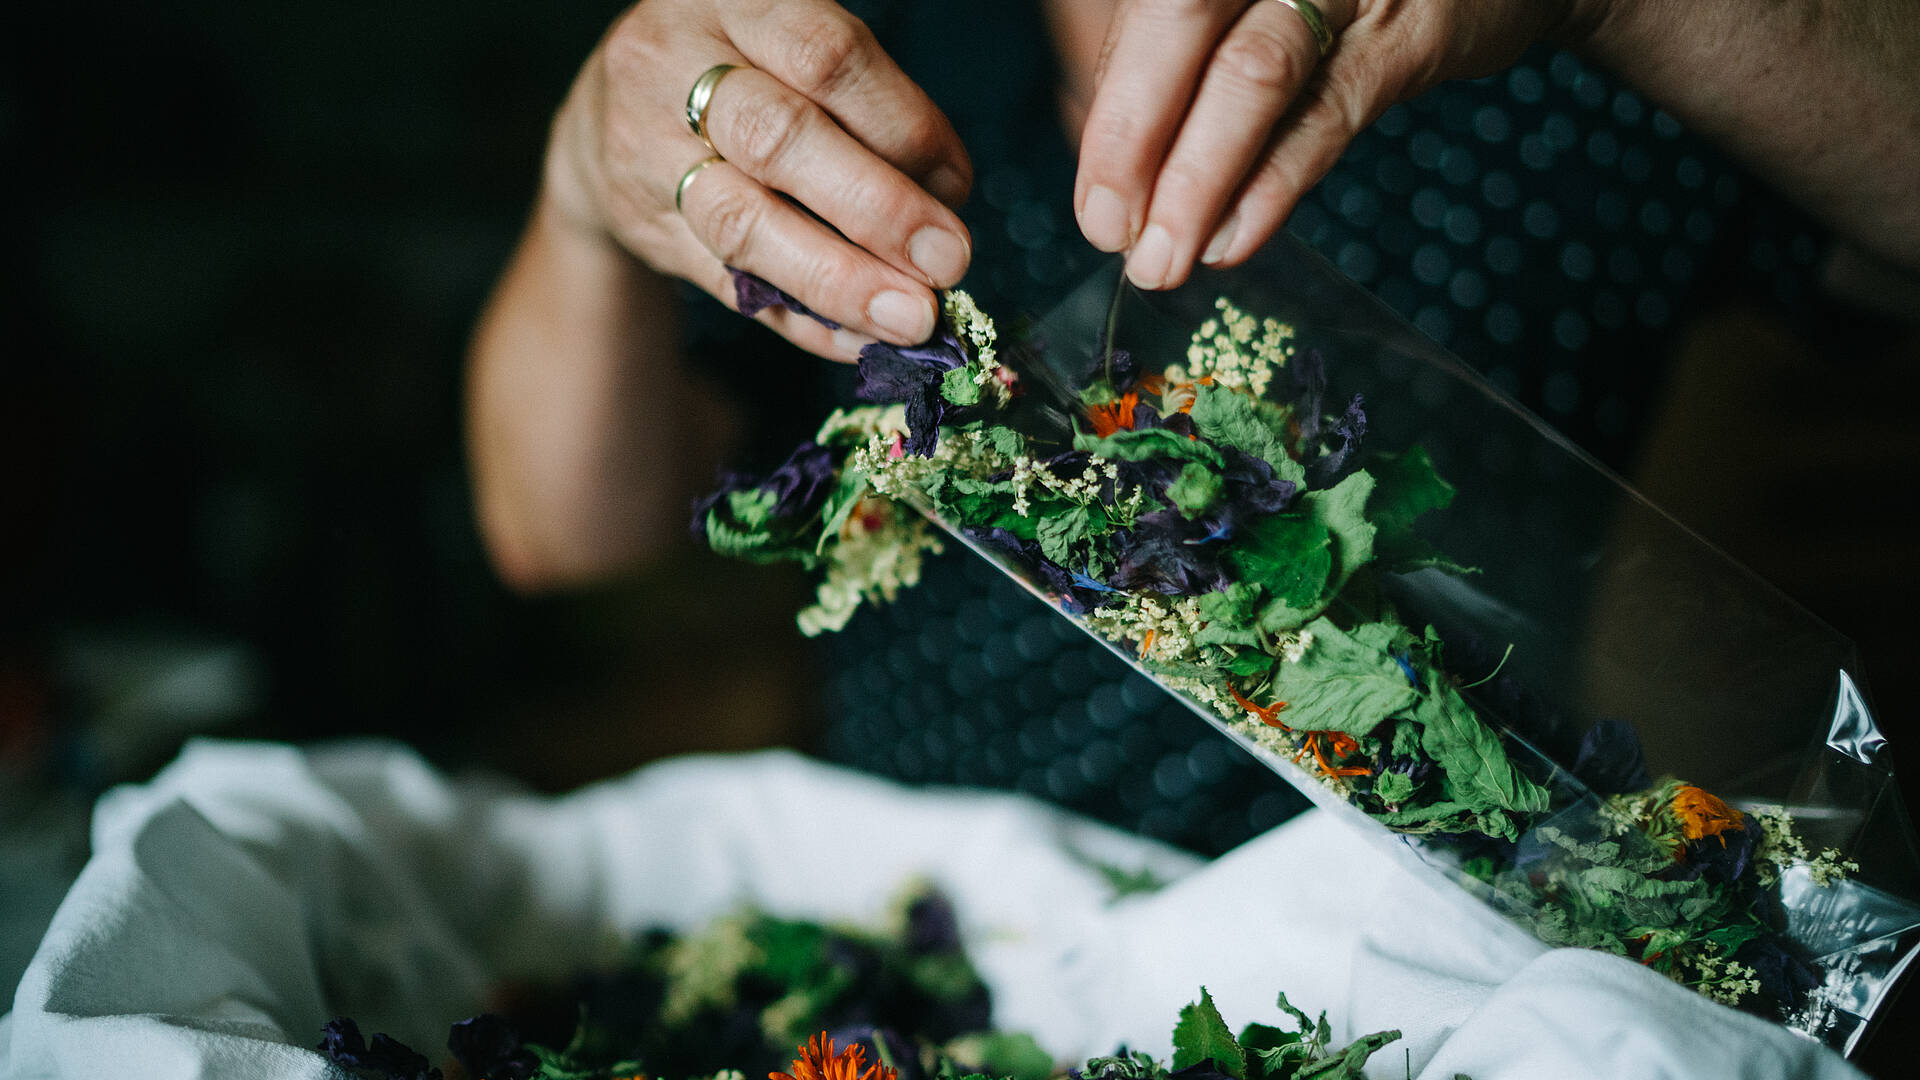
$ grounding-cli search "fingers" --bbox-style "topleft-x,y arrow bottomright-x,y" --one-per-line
1204,22 -> 1405,270
1074,0 -> 1375,288
1074,0 -> 1247,254
701,66 -> 974,291
667,248 -> 875,363
674,155 -> 943,346
722,0 -> 974,206
1125,0 -> 1327,289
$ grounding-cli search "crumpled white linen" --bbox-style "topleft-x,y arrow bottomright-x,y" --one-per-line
0,740 -> 1863,1080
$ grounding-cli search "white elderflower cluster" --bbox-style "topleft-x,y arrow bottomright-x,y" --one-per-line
814,403 -> 908,446
1277,627 -> 1314,663
1166,297 -> 1294,397
797,509 -> 943,637
1686,947 -> 1763,1007
945,290 -> 1015,407
1749,804 -> 1860,887
852,425 -> 1019,500
1158,673 -> 1230,715
1084,593 -> 1208,664
660,914 -> 758,1025
1009,453 -> 1119,515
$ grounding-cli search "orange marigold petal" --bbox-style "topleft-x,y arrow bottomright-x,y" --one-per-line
1671,784 -> 1745,842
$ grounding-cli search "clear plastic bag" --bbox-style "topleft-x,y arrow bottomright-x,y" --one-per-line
917,235 -> 1920,1056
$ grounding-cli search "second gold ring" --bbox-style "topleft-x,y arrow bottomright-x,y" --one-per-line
684,63 -> 741,152
1271,0 -> 1335,58
675,154 -> 726,214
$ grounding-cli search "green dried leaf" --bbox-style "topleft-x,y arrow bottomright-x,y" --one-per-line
1303,470 -> 1377,598
1367,447 -> 1463,573
1187,384 -> 1304,484
1172,988 -> 1246,1080
1264,618 -> 1418,737
815,469 -> 870,555
1411,683 -> 1550,817
944,1032 -> 1053,1080
1038,505 -> 1096,566
942,366 -> 983,406
1225,514 -> 1332,612
1168,461 -> 1225,518
1074,426 -> 1224,468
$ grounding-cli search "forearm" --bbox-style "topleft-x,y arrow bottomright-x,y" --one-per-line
466,194 -> 735,592
1569,0 -> 1920,270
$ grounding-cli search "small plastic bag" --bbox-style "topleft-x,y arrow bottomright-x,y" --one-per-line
906,236 -> 1920,1056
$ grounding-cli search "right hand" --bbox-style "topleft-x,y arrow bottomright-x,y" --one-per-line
543,0 -> 976,361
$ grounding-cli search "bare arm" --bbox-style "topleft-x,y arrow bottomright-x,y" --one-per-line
1572,0 -> 1920,272
466,195 -> 731,592
467,0 -> 975,592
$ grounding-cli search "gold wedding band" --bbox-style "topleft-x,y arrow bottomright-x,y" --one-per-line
675,154 -> 725,214
684,63 -> 740,152
1271,0 -> 1334,58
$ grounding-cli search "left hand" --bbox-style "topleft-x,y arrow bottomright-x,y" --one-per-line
1070,0 -> 1598,289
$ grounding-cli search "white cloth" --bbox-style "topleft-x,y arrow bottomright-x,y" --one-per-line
0,740 -> 1863,1080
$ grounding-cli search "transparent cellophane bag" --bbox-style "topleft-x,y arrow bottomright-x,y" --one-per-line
908,236 -> 1920,1057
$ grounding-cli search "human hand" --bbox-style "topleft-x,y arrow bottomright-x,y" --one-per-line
1071,0 -> 1603,290
544,0 -> 976,360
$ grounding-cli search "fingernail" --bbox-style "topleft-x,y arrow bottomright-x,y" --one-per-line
1126,223 -> 1174,290
1080,185 -> 1132,252
831,328 -> 876,362
909,226 -> 970,287
868,289 -> 935,342
927,164 -> 970,206
1202,213 -> 1239,266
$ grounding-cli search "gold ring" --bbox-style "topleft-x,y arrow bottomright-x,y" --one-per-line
684,63 -> 740,152
675,154 -> 726,214
1271,0 -> 1334,58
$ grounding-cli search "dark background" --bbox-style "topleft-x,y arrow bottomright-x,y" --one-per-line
2,0 -> 1918,1067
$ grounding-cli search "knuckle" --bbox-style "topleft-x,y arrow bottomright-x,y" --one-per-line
1146,0 -> 1219,20
726,88 -> 811,172
781,13 -> 868,97
600,15 -> 660,83
1152,165 -> 1218,221
896,110 -> 947,163
700,184 -> 762,265
1213,26 -> 1306,96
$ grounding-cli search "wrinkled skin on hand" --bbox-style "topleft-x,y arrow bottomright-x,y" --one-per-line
544,0 -> 980,360
1062,0 -> 1604,291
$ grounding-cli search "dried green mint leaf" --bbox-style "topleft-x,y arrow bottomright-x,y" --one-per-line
1172,988 -> 1247,1080
1168,461 -> 1225,518
1264,618 -> 1418,737
941,365 -> 983,406
1187,385 -> 1304,485
1224,514 -> 1332,612
1304,470 -> 1377,598
1037,505 -> 1100,567
1074,426 -> 1224,467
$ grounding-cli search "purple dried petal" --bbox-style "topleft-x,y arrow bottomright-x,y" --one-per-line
1108,510 -> 1230,595
965,526 -> 1110,613
447,1015 -> 535,1080
318,1018 -> 441,1080
1314,393 -> 1367,480
691,441 -> 839,539
727,267 -> 842,329
856,331 -> 970,457
1569,717 -> 1652,797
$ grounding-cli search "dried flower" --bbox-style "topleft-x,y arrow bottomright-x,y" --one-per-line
729,267 -> 842,329
1671,785 -> 1745,844
771,1034 -> 898,1080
